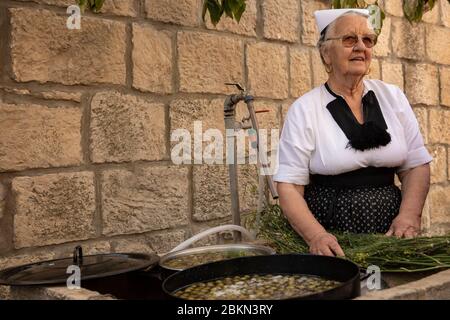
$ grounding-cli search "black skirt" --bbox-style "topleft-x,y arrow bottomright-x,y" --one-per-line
304,167 -> 402,234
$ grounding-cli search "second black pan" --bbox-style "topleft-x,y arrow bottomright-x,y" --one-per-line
162,253 -> 361,300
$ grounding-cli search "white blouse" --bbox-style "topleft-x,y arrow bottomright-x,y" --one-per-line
273,79 -> 433,186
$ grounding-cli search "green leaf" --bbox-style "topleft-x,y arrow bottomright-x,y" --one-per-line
379,1 -> 386,20
332,0 -> 342,9
403,0 -> 424,22
234,1 -> 246,23
222,0 -> 234,18
77,0 -> 87,12
93,0 -> 105,13
221,0 -> 246,22
87,0 -> 95,9
202,1 -> 208,22
333,0 -> 360,9
424,0 -> 437,12
343,0 -> 358,8
204,0 -> 223,26
228,0 -> 245,12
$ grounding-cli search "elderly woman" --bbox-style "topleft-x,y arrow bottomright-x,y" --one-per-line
273,9 -> 432,257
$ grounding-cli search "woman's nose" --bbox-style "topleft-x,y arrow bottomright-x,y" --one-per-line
353,38 -> 366,51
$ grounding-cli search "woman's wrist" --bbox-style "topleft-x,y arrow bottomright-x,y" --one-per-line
397,207 -> 423,219
303,226 -> 328,245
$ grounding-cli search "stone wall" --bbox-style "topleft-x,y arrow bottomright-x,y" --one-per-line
0,0 -> 449,283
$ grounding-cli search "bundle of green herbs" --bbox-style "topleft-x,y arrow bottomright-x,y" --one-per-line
250,204 -> 450,272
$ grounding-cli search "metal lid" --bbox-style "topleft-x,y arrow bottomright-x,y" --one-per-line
0,246 -> 159,286
160,243 -> 276,271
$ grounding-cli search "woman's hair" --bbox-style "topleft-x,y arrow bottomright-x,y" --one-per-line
316,11 -> 371,68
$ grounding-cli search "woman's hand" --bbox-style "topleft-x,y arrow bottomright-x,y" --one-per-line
308,232 -> 345,257
386,213 -> 421,238
387,164 -> 429,239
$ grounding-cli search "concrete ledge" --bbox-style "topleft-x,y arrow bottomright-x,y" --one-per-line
9,286 -> 116,300
357,269 -> 450,300
4,268 -> 450,300
0,285 -> 10,300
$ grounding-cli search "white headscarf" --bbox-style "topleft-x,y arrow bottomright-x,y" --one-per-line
314,8 -> 370,34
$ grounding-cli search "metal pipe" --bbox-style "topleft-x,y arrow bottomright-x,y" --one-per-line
256,169 -> 265,236
244,96 -> 279,200
224,94 -> 244,242
223,86 -> 279,244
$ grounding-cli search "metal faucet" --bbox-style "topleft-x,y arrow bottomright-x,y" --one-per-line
224,83 -> 279,241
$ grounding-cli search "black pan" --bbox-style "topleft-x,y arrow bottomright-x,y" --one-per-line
162,254 -> 361,300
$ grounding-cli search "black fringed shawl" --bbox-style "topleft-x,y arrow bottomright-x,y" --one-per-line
324,82 -> 391,151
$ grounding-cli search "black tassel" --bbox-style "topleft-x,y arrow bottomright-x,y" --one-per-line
347,121 -> 391,151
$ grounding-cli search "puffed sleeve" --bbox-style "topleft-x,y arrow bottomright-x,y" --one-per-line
273,101 -> 315,185
395,87 -> 433,172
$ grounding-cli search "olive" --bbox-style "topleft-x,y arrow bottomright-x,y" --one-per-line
174,273 -> 341,300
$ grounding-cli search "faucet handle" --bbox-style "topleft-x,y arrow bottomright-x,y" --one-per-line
241,109 -> 270,123
225,82 -> 246,92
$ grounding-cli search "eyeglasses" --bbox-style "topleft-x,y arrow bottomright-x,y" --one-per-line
324,33 -> 378,48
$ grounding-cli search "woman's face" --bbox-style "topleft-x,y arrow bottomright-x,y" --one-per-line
323,15 -> 375,77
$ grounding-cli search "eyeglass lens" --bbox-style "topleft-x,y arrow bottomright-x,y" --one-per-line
342,34 -> 377,48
